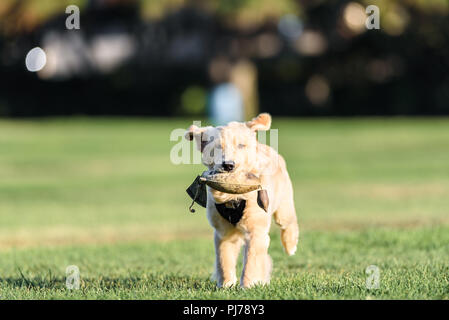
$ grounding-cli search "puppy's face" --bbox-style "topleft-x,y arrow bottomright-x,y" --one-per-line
185,113 -> 272,175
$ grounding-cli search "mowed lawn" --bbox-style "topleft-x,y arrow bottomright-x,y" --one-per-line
0,117 -> 448,299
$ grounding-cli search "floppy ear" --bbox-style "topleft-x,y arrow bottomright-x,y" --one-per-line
185,125 -> 208,152
185,124 -> 201,141
246,113 -> 272,131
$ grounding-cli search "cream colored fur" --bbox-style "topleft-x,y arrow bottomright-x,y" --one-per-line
185,113 -> 299,288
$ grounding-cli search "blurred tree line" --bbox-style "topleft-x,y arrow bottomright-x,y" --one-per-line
0,0 -> 448,117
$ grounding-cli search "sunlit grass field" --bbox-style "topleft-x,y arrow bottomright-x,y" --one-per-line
0,117 -> 448,299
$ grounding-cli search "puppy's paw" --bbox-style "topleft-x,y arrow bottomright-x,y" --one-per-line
241,279 -> 269,289
215,274 -> 237,288
285,245 -> 297,256
281,225 -> 299,256
222,278 -> 237,288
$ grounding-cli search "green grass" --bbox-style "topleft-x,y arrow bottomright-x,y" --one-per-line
0,117 -> 448,299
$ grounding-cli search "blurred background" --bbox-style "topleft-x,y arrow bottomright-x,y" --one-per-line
1,0 -> 449,118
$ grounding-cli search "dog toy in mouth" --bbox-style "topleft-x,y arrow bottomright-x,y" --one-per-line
186,170 -> 269,213
199,170 -> 262,194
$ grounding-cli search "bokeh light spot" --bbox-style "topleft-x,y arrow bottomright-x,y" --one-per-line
295,30 -> 327,56
305,75 -> 330,106
343,2 -> 367,35
181,86 -> 207,115
384,5 -> 409,36
278,14 -> 303,41
25,47 -> 47,72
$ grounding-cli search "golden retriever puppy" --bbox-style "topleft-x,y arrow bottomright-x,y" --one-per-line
185,113 -> 299,288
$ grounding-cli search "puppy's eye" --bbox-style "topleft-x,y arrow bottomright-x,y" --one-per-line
238,144 -> 246,149
200,136 -> 214,152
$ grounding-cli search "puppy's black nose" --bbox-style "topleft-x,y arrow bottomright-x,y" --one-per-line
222,160 -> 235,172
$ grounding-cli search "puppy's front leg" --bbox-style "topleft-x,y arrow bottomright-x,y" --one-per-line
240,230 -> 272,288
213,231 -> 243,288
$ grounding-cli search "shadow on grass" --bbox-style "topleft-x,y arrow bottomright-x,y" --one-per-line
0,269 -> 218,292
